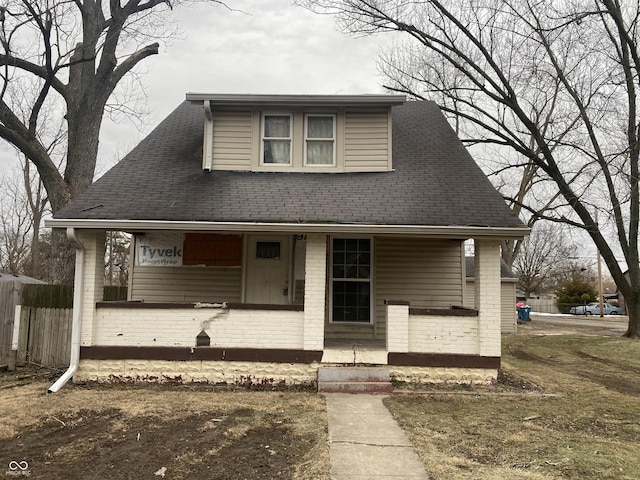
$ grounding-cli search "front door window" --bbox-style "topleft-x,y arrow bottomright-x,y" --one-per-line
331,238 -> 371,323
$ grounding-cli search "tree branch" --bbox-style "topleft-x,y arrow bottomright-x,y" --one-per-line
0,54 -> 67,98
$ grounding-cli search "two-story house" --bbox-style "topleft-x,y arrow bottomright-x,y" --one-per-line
46,94 -> 527,392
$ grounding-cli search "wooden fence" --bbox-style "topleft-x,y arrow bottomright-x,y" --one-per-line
16,307 -> 73,367
0,283 -> 127,368
0,281 -> 21,366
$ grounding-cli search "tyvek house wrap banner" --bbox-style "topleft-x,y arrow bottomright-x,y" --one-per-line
135,232 -> 185,266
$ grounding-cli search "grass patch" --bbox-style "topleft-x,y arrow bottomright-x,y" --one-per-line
385,333 -> 640,479
0,375 -> 329,479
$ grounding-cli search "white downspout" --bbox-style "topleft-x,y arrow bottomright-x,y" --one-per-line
203,100 -> 213,171
49,227 -> 85,393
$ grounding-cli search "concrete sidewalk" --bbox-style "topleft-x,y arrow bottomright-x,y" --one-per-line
325,393 -> 429,479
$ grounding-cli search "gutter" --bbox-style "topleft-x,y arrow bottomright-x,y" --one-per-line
45,219 -> 529,240
185,93 -> 407,107
48,228 -> 84,393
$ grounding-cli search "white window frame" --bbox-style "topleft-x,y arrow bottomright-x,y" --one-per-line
261,113 -> 292,165
329,236 -> 374,324
304,114 -> 336,167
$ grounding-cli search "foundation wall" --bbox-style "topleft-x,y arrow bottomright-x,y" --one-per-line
390,365 -> 497,385
75,359 -> 497,386
76,359 -> 319,386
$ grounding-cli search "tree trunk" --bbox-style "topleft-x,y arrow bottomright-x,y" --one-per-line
624,291 -> 640,338
49,229 -> 75,285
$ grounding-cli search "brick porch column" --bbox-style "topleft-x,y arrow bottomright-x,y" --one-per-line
474,239 -> 501,357
303,234 -> 327,351
77,230 -> 106,346
385,300 -> 410,353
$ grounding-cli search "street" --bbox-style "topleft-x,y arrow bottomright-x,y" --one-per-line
521,313 -> 628,336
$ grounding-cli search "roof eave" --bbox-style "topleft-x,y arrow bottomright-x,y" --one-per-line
185,93 -> 407,107
45,219 -> 529,239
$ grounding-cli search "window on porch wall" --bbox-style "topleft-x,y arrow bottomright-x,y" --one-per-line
331,238 -> 371,323
183,233 -> 242,266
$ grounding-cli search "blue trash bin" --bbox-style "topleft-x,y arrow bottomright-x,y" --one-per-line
517,306 -> 531,322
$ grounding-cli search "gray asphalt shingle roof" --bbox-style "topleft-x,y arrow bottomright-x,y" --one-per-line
55,99 -> 523,229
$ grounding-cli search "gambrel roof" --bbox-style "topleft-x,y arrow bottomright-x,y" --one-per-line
53,98 -> 525,236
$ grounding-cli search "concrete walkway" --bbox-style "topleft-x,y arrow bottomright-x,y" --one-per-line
325,393 -> 429,479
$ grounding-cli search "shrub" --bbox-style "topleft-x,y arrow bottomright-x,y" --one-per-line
555,278 -> 598,313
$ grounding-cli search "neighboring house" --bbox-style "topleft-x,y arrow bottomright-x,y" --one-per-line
46,94 -> 527,390
0,273 -> 46,285
464,257 -> 518,334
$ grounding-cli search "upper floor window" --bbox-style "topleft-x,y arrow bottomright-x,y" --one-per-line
262,114 -> 291,164
305,114 -> 335,165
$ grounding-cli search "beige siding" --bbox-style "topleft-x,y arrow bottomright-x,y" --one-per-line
130,266 -> 242,303
208,107 -> 393,173
465,279 -> 517,334
344,110 -> 390,171
324,323 -> 377,340
464,281 -> 474,306
211,111 -> 252,171
374,238 -> 464,340
501,281 -> 517,333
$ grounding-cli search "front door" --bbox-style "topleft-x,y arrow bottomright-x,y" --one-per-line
246,235 -> 291,304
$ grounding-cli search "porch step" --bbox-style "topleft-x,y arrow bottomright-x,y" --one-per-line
321,340 -> 388,364
317,366 -> 393,394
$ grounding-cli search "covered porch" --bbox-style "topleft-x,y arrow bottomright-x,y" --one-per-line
59,226 -> 507,386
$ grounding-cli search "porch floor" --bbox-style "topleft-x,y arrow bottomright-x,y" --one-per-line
322,339 -> 387,365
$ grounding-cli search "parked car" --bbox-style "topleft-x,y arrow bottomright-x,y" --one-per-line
569,302 -> 624,315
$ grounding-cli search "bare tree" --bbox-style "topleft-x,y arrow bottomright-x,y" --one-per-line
20,156 -> 49,278
105,230 -> 130,287
513,224 -> 576,299
0,0 -> 228,284
377,47 -> 562,267
302,0 -> 640,337
0,165 -> 39,274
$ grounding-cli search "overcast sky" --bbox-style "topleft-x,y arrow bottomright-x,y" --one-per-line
0,1 -> 623,272
0,0 -> 388,176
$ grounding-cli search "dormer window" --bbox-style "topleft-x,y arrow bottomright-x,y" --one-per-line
262,114 -> 291,164
190,94 -> 403,173
305,114 -> 335,166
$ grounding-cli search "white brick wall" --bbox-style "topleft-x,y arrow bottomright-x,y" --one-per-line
90,306 -> 304,349
386,303 -> 409,352
79,230 -> 105,344
303,234 -> 327,350
408,314 -> 479,355
474,240 -> 502,357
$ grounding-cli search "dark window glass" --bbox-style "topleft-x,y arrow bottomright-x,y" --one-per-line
331,238 -> 371,322
256,242 -> 281,259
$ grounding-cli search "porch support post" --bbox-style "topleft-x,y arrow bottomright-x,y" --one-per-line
474,239 -> 501,357
78,230 -> 106,346
385,300 -> 409,353
303,234 -> 327,351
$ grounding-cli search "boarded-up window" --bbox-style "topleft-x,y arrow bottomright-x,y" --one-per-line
183,234 -> 242,266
